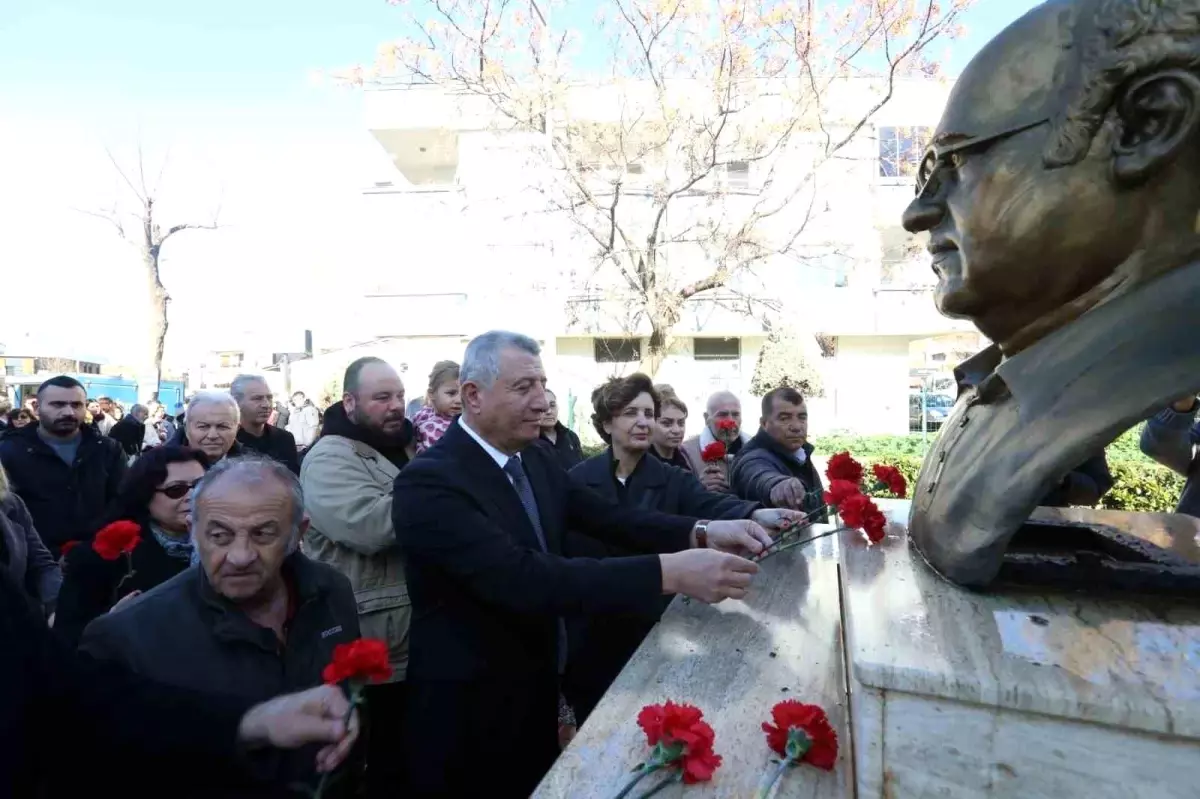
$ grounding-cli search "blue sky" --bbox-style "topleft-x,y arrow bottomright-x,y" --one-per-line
0,0 -> 1043,364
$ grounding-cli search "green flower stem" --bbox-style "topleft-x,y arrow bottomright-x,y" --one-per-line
635,771 -> 683,798
312,682 -> 362,799
753,757 -> 795,799
613,763 -> 659,799
756,527 -> 851,563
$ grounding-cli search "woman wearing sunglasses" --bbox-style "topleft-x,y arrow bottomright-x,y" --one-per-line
54,445 -> 209,647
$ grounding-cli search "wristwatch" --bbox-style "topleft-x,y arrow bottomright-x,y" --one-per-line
693,520 -> 710,549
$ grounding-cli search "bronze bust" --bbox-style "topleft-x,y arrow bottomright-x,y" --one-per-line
904,0 -> 1200,589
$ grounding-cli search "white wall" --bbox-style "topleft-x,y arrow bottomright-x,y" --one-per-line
814,335 -> 915,435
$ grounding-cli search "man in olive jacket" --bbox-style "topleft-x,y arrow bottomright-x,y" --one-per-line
300,357 -> 415,799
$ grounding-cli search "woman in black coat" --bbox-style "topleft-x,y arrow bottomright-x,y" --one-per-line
54,445 -> 209,647
563,374 -> 803,723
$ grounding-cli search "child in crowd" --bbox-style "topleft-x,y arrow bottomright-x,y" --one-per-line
412,360 -> 462,454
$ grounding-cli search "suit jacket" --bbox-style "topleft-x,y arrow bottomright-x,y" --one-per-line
392,422 -> 696,797
910,260 -> 1200,588
679,428 -> 750,492
562,450 -> 757,722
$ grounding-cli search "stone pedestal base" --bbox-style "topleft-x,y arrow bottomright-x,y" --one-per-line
842,500 -> 1200,799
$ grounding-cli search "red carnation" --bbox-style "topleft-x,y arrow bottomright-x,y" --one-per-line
822,479 -> 861,508
762,700 -> 838,770
871,463 -> 907,498
700,441 -> 727,463
825,452 -> 864,484
838,493 -> 887,544
322,637 -> 393,685
715,418 -> 737,432
92,520 -> 141,561
618,701 -> 722,795
60,540 -> 81,557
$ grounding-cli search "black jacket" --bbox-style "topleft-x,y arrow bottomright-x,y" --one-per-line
1038,453 -> 1114,508
563,451 -> 758,721
0,567 -> 256,799
539,422 -> 584,471
108,414 -> 147,458
236,424 -> 300,474
54,519 -> 193,648
392,422 -> 696,796
730,430 -> 826,518
79,553 -> 360,796
0,424 -> 126,554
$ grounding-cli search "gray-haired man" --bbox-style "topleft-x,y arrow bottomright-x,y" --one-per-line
80,455 -> 361,796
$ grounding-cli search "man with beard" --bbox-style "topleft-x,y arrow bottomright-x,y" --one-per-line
300,356 -> 415,798
232,375 -> 300,475
0,376 -> 126,555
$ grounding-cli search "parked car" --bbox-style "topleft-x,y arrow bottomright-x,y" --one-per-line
909,392 -> 955,431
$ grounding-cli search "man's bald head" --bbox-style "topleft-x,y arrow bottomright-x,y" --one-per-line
704,391 -> 742,439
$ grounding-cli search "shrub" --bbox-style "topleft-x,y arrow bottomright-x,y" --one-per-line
813,430 -> 1186,514
751,326 -> 825,399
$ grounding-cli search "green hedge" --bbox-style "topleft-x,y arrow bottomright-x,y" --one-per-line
585,427 -> 1188,513
814,427 -> 1186,514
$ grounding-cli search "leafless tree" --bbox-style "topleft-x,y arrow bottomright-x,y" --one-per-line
78,146 -> 220,400
358,0 -> 973,374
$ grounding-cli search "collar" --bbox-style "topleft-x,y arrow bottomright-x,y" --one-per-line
953,257 -> 1200,424
458,417 -> 515,470
607,448 -> 662,486
196,553 -> 325,648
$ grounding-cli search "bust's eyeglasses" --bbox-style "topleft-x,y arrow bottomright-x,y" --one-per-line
157,479 -> 201,500
915,117 -> 1050,198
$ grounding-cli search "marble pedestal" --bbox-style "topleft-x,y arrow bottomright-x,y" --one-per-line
535,500 -> 1199,797
842,499 -> 1200,799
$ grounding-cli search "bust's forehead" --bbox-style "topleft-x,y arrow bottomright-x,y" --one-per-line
936,0 -> 1083,141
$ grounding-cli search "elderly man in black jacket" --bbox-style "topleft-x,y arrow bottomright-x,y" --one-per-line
731,386 -> 827,519
393,330 -> 775,797
564,374 -> 806,723
0,565 -> 360,799
0,376 -> 126,555
80,455 -> 361,797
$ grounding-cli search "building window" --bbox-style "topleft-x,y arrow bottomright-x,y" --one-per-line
693,337 -> 741,361
218,352 -> 244,369
4,365 -> 18,377
878,126 -> 931,179
593,337 -> 641,363
931,352 -> 947,362
724,161 -> 750,189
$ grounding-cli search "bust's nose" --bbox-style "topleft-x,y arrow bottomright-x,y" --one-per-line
902,193 -> 944,234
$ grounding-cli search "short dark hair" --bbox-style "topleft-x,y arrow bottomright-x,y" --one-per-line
98,445 -> 210,532
591,373 -> 659,444
762,386 -> 805,418
343,357 -> 387,396
36,375 -> 85,397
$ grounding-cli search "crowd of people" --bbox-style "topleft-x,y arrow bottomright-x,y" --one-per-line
3,327 -> 1198,797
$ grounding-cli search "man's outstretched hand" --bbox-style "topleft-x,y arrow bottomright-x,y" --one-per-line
237,684 -> 360,774
660,549 -> 759,603
702,519 -> 774,558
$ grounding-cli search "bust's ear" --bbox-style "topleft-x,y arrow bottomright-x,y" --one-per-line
1112,69 -> 1200,185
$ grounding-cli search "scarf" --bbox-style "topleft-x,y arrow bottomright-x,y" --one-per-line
321,401 -> 413,470
150,522 -> 194,563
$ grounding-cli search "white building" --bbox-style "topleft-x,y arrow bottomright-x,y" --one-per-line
310,76 -> 981,438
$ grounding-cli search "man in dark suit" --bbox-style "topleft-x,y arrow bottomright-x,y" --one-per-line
393,330 -> 772,797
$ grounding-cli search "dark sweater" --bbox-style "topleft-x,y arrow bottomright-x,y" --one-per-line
236,424 -> 300,475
